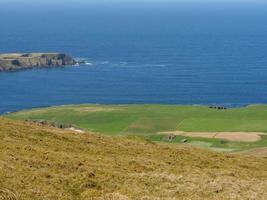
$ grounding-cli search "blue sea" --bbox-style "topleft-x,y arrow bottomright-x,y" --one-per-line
1,2 -> 267,113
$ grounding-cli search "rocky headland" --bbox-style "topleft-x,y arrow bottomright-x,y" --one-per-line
0,53 -> 77,72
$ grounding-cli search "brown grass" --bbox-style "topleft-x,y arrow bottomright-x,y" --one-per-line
0,117 -> 267,199
237,147 -> 267,157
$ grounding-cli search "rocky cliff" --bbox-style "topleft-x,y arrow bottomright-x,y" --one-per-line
0,53 -> 77,72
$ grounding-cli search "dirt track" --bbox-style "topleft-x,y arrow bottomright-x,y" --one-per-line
160,131 -> 266,142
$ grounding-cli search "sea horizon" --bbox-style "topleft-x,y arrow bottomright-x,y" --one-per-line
1,2 -> 267,113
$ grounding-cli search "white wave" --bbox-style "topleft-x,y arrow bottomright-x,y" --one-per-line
74,57 -> 94,66
100,61 -> 110,65
143,64 -> 166,67
75,57 -> 91,60
119,62 -> 128,65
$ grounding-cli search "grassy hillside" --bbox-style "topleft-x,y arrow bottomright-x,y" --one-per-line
0,117 -> 267,199
7,104 -> 267,151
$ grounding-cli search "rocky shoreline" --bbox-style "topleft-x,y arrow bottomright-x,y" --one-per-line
0,53 -> 78,72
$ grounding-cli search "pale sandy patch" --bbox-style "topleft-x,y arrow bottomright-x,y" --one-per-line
72,107 -> 124,113
159,131 -> 266,142
67,127 -> 85,134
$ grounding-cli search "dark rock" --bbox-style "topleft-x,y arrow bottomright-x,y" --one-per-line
181,139 -> 188,143
208,105 -> 228,110
163,135 -> 176,142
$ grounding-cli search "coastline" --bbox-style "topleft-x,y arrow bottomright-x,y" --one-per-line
0,103 -> 255,115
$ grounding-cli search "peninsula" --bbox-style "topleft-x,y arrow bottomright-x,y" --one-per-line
0,53 -> 77,72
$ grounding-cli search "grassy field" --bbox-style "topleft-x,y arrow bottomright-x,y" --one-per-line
1,117 -> 267,199
6,104 -> 267,152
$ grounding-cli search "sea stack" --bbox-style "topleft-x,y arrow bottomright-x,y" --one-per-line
0,53 -> 77,72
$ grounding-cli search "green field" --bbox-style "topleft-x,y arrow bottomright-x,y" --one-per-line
6,104 -> 267,152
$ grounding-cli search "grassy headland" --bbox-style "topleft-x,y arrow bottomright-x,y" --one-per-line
0,53 -> 76,72
6,104 -> 267,152
0,117 -> 267,199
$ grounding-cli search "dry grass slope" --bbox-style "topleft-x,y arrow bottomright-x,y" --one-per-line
0,117 -> 267,200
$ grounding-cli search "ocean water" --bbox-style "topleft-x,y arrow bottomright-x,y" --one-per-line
1,2 -> 267,113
